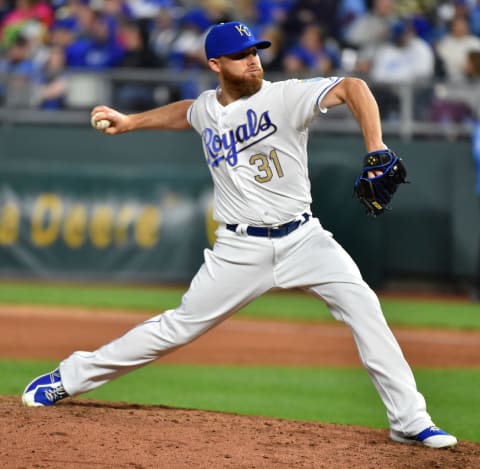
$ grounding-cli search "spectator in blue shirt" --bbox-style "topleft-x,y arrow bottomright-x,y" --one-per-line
282,23 -> 340,75
0,34 -> 36,106
66,10 -> 125,69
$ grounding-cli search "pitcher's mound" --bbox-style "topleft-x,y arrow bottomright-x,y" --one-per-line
1,396 -> 479,468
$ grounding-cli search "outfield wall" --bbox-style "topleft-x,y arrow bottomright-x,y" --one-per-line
0,125 -> 477,288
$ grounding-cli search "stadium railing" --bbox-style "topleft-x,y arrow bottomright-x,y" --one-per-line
0,69 -> 475,140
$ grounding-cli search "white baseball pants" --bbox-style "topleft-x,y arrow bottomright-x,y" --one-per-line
60,217 -> 433,434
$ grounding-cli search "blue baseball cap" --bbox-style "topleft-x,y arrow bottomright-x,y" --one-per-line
205,22 -> 271,59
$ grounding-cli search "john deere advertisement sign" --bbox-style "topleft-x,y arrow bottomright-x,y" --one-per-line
0,167 -> 214,282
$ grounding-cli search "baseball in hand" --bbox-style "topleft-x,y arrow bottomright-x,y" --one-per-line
91,114 -> 111,130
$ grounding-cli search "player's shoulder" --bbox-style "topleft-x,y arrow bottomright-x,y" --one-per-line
194,88 -> 217,104
188,88 -> 217,117
265,76 -> 340,92
258,79 -> 302,95
284,76 -> 341,86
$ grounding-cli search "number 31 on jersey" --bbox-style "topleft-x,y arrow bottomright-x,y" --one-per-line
249,149 -> 284,183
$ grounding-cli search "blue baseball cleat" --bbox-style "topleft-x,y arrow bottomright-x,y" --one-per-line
22,368 -> 69,407
390,426 -> 457,448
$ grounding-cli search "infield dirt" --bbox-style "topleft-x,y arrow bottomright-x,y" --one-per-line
1,305 -> 479,468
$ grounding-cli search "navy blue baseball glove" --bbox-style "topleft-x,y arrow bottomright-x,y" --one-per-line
354,148 -> 408,216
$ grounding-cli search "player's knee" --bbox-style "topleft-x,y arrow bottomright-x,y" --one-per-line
155,309 -> 210,347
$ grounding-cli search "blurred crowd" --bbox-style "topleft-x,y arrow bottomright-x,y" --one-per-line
1,0 -> 480,121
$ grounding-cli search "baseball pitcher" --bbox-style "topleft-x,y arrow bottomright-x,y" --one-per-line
22,21 -> 456,449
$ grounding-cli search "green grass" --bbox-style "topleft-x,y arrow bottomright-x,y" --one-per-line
1,282 -> 478,443
376,298 -> 480,330
0,282 -> 183,312
5,360 -> 479,443
0,281 -> 479,329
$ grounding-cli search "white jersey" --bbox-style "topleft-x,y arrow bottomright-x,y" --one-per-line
188,77 -> 343,226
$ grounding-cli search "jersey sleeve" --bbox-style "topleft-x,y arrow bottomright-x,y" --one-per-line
187,90 -> 210,132
186,100 -> 197,130
281,77 -> 344,130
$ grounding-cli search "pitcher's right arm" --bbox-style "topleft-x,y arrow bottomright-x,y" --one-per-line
91,100 -> 195,135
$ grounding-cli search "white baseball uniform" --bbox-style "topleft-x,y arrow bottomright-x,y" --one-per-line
59,77 -> 434,435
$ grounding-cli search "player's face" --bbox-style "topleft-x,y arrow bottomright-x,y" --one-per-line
216,47 -> 264,96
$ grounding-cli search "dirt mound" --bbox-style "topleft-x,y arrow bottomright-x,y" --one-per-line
1,396 -> 479,469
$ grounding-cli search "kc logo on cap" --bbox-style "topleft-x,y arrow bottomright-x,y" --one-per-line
235,24 -> 251,37
205,21 -> 271,60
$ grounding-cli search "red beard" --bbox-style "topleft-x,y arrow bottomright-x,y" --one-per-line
222,67 -> 264,97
